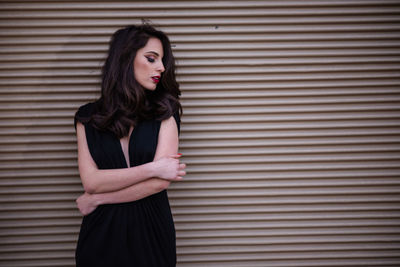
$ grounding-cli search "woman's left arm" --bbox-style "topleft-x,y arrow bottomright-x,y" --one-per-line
76,116 -> 185,215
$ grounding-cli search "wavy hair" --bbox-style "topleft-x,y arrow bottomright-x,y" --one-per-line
82,24 -> 181,138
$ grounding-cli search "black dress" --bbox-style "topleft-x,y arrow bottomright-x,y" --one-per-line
74,102 -> 178,267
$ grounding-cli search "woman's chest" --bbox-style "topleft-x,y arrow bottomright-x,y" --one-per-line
85,120 -> 161,169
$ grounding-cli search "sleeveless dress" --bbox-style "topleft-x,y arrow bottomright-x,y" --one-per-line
74,102 -> 178,267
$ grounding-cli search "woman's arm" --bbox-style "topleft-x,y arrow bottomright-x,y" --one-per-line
76,178 -> 170,215
76,116 -> 185,215
76,120 -> 185,194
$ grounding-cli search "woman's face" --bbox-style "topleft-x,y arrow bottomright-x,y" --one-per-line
134,37 -> 165,91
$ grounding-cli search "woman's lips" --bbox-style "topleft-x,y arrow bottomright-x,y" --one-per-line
151,76 -> 160,83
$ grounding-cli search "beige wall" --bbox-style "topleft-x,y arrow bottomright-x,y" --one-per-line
1,1 -> 400,266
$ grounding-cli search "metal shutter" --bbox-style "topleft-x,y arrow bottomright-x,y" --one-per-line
0,1 -> 399,266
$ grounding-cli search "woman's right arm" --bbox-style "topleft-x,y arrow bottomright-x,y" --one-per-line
76,178 -> 169,215
76,122 -> 185,194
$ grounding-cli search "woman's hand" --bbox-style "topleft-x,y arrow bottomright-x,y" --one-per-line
76,192 -> 98,216
153,154 -> 186,181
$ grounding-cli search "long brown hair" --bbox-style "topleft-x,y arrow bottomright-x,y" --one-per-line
81,24 -> 181,138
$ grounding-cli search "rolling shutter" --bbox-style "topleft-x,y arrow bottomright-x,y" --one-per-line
0,1 -> 400,266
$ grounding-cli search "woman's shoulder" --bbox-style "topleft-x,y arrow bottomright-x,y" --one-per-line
76,102 -> 97,116
159,109 -> 181,135
172,109 -> 180,133
74,101 -> 97,128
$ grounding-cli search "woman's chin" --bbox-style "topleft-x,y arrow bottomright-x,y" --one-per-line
144,85 -> 157,91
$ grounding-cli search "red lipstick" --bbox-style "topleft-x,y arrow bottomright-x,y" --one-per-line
151,76 -> 160,83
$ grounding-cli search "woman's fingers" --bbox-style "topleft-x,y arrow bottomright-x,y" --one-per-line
170,153 -> 182,159
172,169 -> 186,181
178,163 -> 186,178
170,156 -> 186,177
155,155 -> 186,181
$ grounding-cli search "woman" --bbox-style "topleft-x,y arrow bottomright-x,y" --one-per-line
73,24 -> 186,267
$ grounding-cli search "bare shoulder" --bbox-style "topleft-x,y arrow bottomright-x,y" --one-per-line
154,116 -> 179,159
76,121 -> 84,130
75,121 -> 86,139
160,115 -> 178,132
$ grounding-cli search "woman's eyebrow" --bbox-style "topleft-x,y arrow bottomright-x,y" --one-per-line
145,51 -> 160,57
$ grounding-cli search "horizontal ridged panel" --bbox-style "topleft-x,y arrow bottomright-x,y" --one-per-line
1,1 -> 400,266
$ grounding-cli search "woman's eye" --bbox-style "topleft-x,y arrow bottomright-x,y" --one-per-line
146,56 -> 155,63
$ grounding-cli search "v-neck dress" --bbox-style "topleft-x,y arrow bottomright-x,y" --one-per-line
74,102 -> 178,267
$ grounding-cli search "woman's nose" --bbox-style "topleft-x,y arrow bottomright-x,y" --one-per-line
157,62 -> 165,73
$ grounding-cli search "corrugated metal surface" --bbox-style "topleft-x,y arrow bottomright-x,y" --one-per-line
1,0 -> 400,266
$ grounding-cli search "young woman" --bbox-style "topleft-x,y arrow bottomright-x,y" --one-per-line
73,24 -> 186,267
